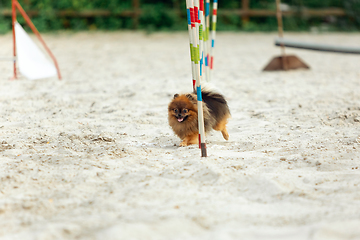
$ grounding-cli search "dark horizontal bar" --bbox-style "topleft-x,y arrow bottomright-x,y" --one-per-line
275,37 -> 360,54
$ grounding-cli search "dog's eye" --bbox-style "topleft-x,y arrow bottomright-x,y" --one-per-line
183,109 -> 188,113
174,109 -> 178,113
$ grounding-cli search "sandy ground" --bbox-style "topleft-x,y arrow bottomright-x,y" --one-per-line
0,31 -> 360,239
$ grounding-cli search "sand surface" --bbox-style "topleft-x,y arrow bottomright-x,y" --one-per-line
0,31 -> 360,239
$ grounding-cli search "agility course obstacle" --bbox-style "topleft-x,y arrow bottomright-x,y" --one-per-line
186,0 -> 207,157
204,0 -> 210,82
14,22 -> 59,80
210,0 -> 218,77
198,0 -> 205,88
186,2 -> 197,90
264,0 -> 360,71
275,38 -> 360,55
185,0 -> 220,156
185,0 -> 220,157
186,0 -> 215,157
196,0 -> 207,157
11,0 -> 61,80
263,0 -> 309,71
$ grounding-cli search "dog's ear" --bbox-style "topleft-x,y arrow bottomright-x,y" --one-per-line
173,94 -> 179,99
186,94 -> 194,100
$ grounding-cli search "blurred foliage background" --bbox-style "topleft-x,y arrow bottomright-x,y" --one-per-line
0,0 -> 359,33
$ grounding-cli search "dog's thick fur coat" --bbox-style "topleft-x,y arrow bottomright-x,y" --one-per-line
168,88 -> 230,146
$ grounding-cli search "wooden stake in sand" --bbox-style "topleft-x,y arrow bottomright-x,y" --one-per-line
210,0 -> 218,76
186,0 -> 207,157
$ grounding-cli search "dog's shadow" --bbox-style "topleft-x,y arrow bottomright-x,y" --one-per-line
153,135 -> 235,150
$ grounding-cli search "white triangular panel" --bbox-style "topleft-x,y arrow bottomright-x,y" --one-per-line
15,22 -> 57,80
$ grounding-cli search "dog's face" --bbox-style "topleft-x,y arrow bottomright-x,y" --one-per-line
168,94 -> 197,124
173,107 -> 189,123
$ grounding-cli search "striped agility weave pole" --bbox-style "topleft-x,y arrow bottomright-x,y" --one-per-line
210,0 -> 218,75
186,0 -> 196,90
186,0 -> 207,157
204,0 -> 210,82
195,0 -> 207,157
199,0 -> 205,84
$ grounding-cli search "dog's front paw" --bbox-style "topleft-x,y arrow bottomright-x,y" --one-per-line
179,138 -> 191,147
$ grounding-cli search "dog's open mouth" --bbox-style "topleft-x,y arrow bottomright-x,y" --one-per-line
177,115 -> 188,123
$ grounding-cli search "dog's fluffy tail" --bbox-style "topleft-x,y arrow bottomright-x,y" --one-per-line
195,83 -> 231,123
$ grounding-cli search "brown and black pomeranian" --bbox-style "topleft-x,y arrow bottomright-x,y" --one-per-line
168,86 -> 230,146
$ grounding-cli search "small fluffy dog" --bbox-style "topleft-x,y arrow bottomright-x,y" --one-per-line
168,87 -> 230,146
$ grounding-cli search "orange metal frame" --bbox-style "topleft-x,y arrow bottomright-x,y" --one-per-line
12,0 -> 62,80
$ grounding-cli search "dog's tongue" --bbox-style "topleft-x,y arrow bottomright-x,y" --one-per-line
178,118 -> 184,122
